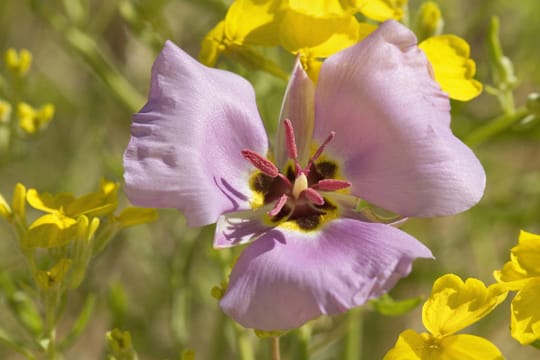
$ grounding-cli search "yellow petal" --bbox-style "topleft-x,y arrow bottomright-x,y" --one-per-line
224,0 -> 284,46
419,35 -> 482,101
414,1 -> 444,41
383,329 -> 429,359
26,189 -> 74,213
23,215 -> 78,248
359,0 -> 407,22
288,0 -> 351,17
29,213 -> 77,231
4,48 -> 32,77
17,102 -> 37,134
511,231 -> 540,276
422,274 -> 507,337
385,331 -> 504,360
200,21 -> 227,67
12,183 -> 27,222
436,334 -> 504,360
70,199 -> 116,217
495,230 -> 540,289
0,193 -> 11,218
510,278 -> 540,345
280,10 -> 366,57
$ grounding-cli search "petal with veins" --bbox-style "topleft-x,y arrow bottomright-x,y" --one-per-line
220,218 -> 432,330
123,42 -> 268,227
315,20 -> 485,217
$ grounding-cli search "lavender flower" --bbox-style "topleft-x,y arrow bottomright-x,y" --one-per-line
123,21 -> 485,330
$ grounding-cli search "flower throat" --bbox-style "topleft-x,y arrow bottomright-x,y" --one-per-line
241,119 -> 350,231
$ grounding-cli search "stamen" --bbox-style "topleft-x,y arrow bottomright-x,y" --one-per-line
284,119 -> 298,160
302,188 -> 324,205
277,173 -> 293,187
307,131 -> 335,170
241,149 -> 279,177
268,194 -> 289,217
315,179 -> 351,191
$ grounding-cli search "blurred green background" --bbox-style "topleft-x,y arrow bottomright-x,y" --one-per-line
0,0 -> 539,359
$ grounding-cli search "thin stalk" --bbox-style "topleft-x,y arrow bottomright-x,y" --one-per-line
209,311 -> 228,360
464,108 -> 528,147
29,0 -> 144,113
344,308 -> 363,360
295,326 -> 310,360
235,327 -> 254,360
0,336 -> 37,360
271,337 -> 281,360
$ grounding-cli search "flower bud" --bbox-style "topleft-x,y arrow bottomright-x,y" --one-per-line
4,48 -> 32,77
414,1 -> 444,41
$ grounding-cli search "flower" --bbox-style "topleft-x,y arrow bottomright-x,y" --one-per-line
123,20 -> 485,330
494,230 -> 540,344
17,102 -> 55,135
4,48 -> 32,77
384,274 -> 507,360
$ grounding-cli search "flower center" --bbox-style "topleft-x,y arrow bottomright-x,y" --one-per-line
242,119 -> 350,230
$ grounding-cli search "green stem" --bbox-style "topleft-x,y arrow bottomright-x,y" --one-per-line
234,326 -> 254,360
209,311 -> 228,360
344,308 -> 363,360
43,290 -> 61,360
0,336 -> 37,360
271,337 -> 281,360
295,326 -> 310,360
464,108 -> 528,147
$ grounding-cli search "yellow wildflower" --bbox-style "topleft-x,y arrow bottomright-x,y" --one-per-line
384,274 -> 506,359
17,102 -> 55,134
414,1 -> 444,41
199,0 -> 284,67
494,230 -> 540,344
358,0 -> 408,22
23,180 -> 118,248
4,48 -> 32,77
420,35 -> 483,101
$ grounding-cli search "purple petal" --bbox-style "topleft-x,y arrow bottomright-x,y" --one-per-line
275,60 -> 315,169
123,41 -> 268,226
314,20 -> 485,217
219,218 -> 432,330
214,209 -> 273,249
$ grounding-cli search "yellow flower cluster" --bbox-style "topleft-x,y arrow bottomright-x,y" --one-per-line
384,230 -> 540,358
494,230 -> 540,345
0,180 -> 157,291
1,48 -> 56,139
384,274 -> 507,359
200,0 -> 482,101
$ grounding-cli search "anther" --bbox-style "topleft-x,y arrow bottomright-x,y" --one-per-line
307,131 -> 335,170
284,119 -> 298,160
315,179 -> 351,191
302,188 -> 325,206
268,194 -> 289,217
241,149 -> 279,177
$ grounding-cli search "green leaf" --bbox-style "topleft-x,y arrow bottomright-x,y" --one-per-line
370,294 -> 422,317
